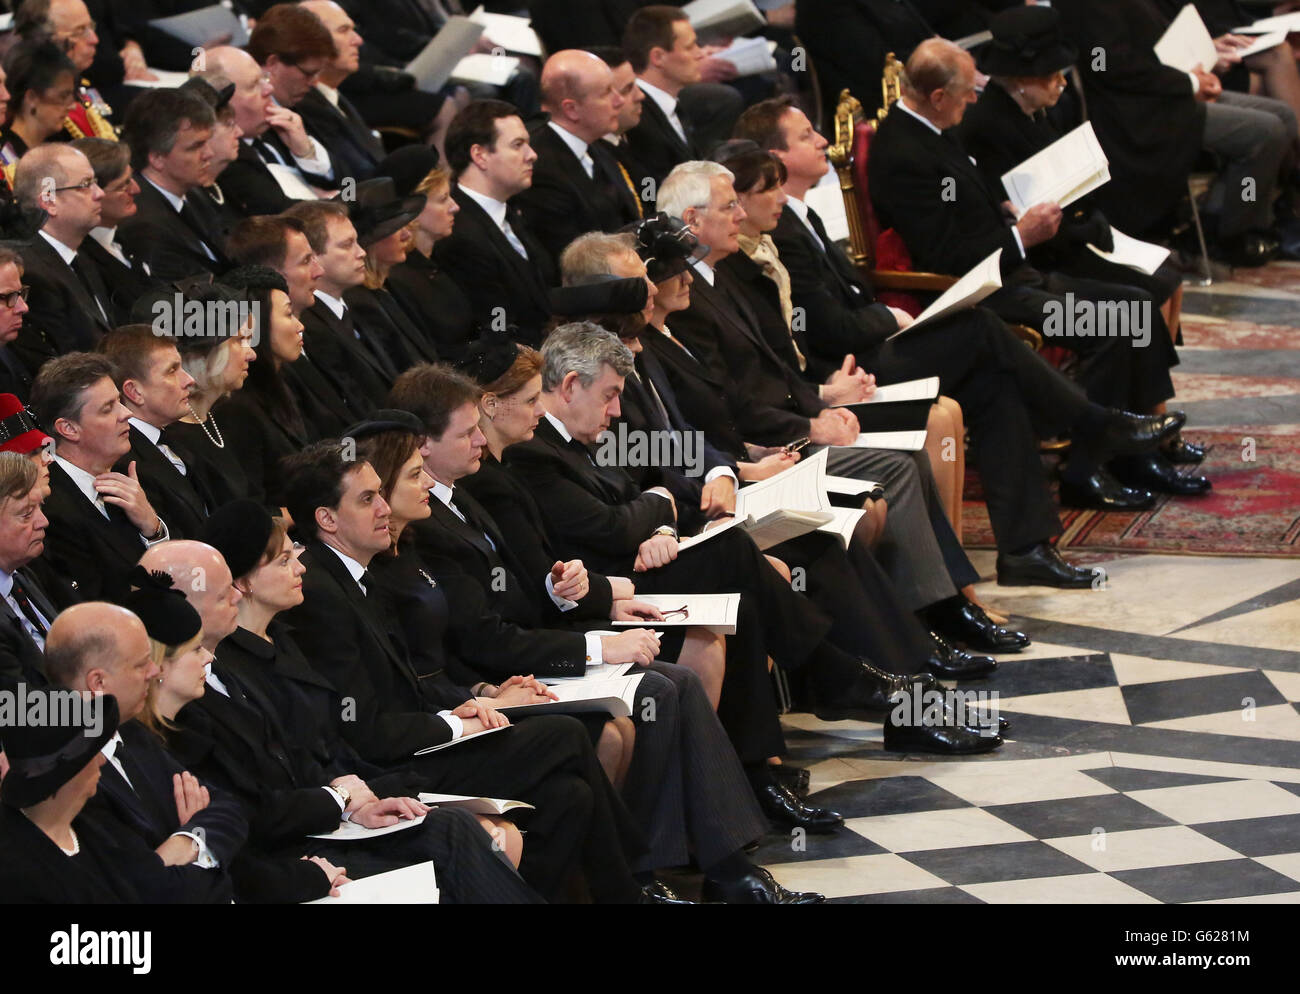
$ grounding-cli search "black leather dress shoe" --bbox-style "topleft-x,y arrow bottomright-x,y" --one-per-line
702,867 -> 825,905
1099,410 -> 1185,456
771,764 -> 811,798
924,631 -> 998,679
1220,230 -> 1279,267
814,659 -> 936,718
639,881 -> 694,904
923,596 -> 1030,652
1162,436 -> 1206,464
997,543 -> 1102,588
1111,453 -> 1211,496
1058,468 -> 1156,511
755,782 -> 843,833
884,716 -> 1002,754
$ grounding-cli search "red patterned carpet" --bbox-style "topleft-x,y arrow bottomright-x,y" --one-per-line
963,430 -> 1300,557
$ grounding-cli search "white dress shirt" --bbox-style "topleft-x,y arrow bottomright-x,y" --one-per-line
128,417 -> 187,476
548,121 -> 594,178
637,78 -> 689,144
457,182 -> 529,258
53,455 -> 168,545
0,569 -> 49,649
141,176 -> 216,260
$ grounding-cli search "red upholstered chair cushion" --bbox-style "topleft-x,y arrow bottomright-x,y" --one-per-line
850,119 -> 882,253
874,228 -> 923,314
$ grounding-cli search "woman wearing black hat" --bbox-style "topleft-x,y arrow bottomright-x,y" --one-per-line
213,266 -> 314,506
0,690 -> 176,902
377,152 -> 477,361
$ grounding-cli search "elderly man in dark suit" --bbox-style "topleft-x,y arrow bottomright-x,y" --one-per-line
0,452 -> 57,693
118,88 -> 230,284
43,601 -> 246,903
731,97 -> 1185,584
0,249 -> 33,402
433,100 -> 556,347
9,144 -> 112,375
517,50 -> 643,264
31,354 -> 171,602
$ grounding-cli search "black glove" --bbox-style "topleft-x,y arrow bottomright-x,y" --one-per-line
1061,207 -> 1113,253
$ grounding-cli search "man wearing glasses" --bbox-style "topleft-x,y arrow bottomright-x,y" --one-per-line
9,143 -> 108,374
15,0 -> 120,140
0,249 -> 33,403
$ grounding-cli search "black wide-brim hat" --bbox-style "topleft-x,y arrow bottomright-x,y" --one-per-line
1,692 -> 119,808
345,177 -> 425,248
978,5 -> 1077,78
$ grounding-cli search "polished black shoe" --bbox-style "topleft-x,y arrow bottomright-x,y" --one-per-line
923,596 -> 1030,653
771,764 -> 811,799
1219,230 -> 1279,268
924,630 -> 998,679
1059,467 -> 1155,511
996,543 -> 1103,588
1111,453 -> 1211,496
1162,436 -> 1206,464
702,866 -> 825,905
639,880 -> 695,904
1098,410 -> 1185,456
814,659 -> 936,718
755,782 -> 843,833
884,715 -> 1003,754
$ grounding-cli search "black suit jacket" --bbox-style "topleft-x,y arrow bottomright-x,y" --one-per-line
42,462 -> 151,602
296,86 -> 384,183
218,134 -> 332,219
669,265 -> 823,447
118,424 -> 208,539
298,300 -> 392,414
386,251 -> 477,361
0,346 -> 33,405
118,179 -> 228,283
212,387 -> 310,505
503,417 -> 677,574
623,84 -> 695,186
640,325 -> 748,459
720,250 -> 837,383
282,351 -> 360,438
281,542 -> 467,765
0,565 -> 57,693
78,233 -> 161,326
516,123 -> 642,263
11,234 -> 113,375
769,204 -> 898,363
343,284 -> 440,371
432,187 -> 557,348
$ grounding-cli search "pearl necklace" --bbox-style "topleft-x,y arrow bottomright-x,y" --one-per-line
187,401 -> 226,449
59,827 -> 81,856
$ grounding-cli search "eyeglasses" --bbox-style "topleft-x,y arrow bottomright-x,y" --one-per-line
286,61 -> 324,80
62,20 -> 96,41
700,199 -> 742,214
53,177 -> 98,193
0,286 -> 29,309
660,605 -> 689,621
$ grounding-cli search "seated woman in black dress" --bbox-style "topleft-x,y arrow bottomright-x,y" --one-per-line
0,42 -> 78,177
374,147 -> 478,361
352,413 -> 640,789
215,266 -> 315,507
0,691 -> 171,903
165,281 -> 259,507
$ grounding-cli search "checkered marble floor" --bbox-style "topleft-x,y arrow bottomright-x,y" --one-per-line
758,549 -> 1300,904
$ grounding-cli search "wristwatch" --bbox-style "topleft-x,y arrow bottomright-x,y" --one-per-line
332,783 -> 351,808
652,525 -> 678,539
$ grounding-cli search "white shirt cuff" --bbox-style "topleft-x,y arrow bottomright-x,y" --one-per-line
437,710 -> 465,739
1188,70 -> 1200,94
545,572 -> 579,612
142,518 -> 170,547
173,831 -> 218,869
646,488 -> 674,503
584,632 -> 604,665
704,466 -> 738,486
1011,226 -> 1026,259
292,137 -> 333,179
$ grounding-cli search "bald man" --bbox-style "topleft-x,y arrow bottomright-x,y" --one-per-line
201,46 -> 333,217
43,602 -> 247,902
516,50 -> 645,261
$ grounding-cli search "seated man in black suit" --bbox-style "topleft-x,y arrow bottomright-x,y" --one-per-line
118,88 -> 229,283
43,601 -> 246,902
589,45 -> 653,214
867,40 -> 1192,505
0,452 -> 56,693
203,46 -> 336,217
516,50 -> 643,263
621,6 -> 745,187
432,100 -> 557,347
507,323 -> 1002,756
734,97 -> 1187,585
99,326 -> 209,538
71,138 -> 163,324
277,440 -> 673,903
10,143 -> 114,374
294,1 -> 388,183
31,353 -> 170,601
283,199 -> 396,411
0,248 -> 34,402
226,213 -> 359,434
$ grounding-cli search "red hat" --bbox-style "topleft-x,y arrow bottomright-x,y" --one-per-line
0,393 -> 52,455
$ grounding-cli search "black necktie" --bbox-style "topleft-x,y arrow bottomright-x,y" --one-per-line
252,136 -> 287,167
450,494 -> 497,551
179,200 -> 221,260
9,572 -> 48,637
805,206 -> 834,253
336,93 -> 385,162
344,307 -> 401,381
358,569 -> 371,595
69,253 -> 109,325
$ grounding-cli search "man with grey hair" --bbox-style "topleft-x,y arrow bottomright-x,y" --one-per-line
509,321 -> 1003,760
10,143 -> 110,374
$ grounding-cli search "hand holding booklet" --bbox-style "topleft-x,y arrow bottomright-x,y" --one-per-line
1000,122 -> 1110,216
496,674 -> 646,719
1154,4 -> 1219,72
417,793 -> 534,815
305,861 -> 438,904
887,249 -> 1003,340
609,593 -> 742,634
